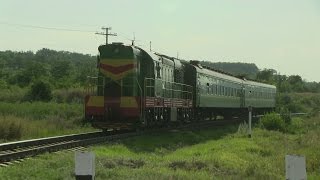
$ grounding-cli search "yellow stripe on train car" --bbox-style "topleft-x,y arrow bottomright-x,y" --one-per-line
100,68 -> 135,81
120,97 -> 138,108
86,96 -> 104,107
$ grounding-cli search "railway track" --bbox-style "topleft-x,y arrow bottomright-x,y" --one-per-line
0,119 -> 241,166
0,131 -> 136,166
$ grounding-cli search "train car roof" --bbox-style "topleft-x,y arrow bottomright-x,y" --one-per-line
192,64 -> 244,84
191,63 -> 276,89
244,79 -> 276,89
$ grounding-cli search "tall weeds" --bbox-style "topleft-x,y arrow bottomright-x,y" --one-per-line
0,115 -> 92,141
0,102 -> 82,119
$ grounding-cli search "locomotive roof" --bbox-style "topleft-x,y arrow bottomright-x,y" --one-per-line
135,46 -> 161,62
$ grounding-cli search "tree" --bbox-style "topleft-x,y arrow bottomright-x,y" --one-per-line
0,58 -> 5,78
14,71 -> 32,87
287,75 -> 304,92
28,80 -> 52,102
51,60 -> 72,79
25,61 -> 49,78
256,69 -> 276,83
200,61 -> 259,78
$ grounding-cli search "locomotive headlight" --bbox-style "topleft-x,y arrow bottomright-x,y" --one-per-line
114,48 -> 119,53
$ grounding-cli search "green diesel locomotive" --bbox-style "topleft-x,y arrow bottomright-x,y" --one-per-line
85,42 -> 276,130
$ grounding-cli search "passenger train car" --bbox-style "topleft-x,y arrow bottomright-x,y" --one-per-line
85,42 -> 276,130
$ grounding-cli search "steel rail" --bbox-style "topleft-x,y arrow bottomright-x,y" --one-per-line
0,132 -> 136,164
0,131 -> 104,152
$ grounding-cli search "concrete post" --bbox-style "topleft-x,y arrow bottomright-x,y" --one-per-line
285,155 -> 307,180
75,151 -> 95,180
248,106 -> 252,138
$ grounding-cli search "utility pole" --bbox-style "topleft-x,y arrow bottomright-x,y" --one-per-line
95,27 -> 117,45
149,41 -> 152,51
248,106 -> 252,138
131,32 -> 136,46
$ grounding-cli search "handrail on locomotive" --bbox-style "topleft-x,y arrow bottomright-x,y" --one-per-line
144,78 -> 193,100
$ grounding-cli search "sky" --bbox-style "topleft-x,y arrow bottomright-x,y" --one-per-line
0,0 -> 319,82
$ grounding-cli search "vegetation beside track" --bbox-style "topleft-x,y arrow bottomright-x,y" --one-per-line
1,114 -> 319,179
277,92 -> 320,115
0,101 -> 93,141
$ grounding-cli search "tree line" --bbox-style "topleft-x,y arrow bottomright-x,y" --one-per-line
0,48 -> 96,89
256,69 -> 320,93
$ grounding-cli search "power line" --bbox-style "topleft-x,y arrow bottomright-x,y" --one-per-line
0,21 -> 95,33
0,21 -> 176,57
0,21 -> 152,46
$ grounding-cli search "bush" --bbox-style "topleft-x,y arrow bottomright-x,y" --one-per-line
0,117 -> 22,140
259,113 -> 285,132
279,108 -> 291,124
26,80 -> 52,102
52,88 -> 85,103
286,102 -> 305,113
309,107 -> 320,117
0,79 -> 8,89
0,86 -> 26,102
286,117 -> 303,134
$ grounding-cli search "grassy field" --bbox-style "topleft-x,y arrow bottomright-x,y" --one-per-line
0,86 -> 95,141
1,114 -> 319,179
0,102 -> 94,141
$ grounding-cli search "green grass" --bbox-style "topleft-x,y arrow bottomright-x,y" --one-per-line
0,115 -> 94,141
0,102 -> 83,120
1,115 -> 320,179
0,86 -> 86,103
0,102 -> 94,141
